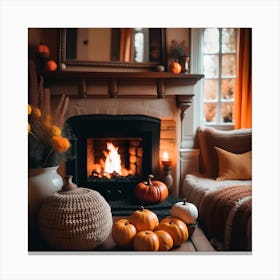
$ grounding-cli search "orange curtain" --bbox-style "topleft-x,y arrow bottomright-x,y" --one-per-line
119,28 -> 133,62
234,28 -> 252,129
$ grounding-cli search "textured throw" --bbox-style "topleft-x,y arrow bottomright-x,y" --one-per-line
199,185 -> 252,251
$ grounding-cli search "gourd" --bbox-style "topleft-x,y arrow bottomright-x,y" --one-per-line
154,230 -> 174,251
133,230 -> 160,251
111,218 -> 137,247
155,216 -> 188,246
128,206 -> 159,232
170,198 -> 198,224
46,59 -> 57,71
134,174 -> 168,204
169,61 -> 181,73
36,42 -> 50,58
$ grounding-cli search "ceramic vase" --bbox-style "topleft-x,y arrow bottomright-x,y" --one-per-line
28,166 -> 63,231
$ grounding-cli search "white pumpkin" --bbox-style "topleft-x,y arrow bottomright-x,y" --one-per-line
170,199 -> 198,224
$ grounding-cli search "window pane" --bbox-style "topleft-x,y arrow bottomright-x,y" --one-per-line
204,79 -> 218,100
222,102 -> 233,122
203,54 -> 219,77
222,54 -> 236,76
222,28 -> 236,53
221,78 -> 235,100
203,28 -> 219,53
204,103 -> 217,123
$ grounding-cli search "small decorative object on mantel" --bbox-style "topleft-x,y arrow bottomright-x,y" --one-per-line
134,175 -> 169,204
35,42 -> 58,72
38,175 -> 113,250
168,61 -> 181,73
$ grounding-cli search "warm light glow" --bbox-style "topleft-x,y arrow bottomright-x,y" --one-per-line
163,151 -> 169,161
104,142 -> 122,175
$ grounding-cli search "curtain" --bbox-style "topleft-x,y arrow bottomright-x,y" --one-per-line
234,28 -> 252,129
119,28 -> 133,62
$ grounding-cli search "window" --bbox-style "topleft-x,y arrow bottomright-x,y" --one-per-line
202,28 -> 238,125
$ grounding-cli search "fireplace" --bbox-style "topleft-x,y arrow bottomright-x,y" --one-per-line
65,114 -> 160,201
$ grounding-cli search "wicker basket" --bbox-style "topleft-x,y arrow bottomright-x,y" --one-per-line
38,175 -> 113,250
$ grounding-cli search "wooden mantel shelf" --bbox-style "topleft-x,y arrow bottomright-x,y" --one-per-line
43,71 -> 204,118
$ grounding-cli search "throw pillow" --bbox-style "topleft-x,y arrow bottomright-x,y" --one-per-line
215,146 -> 252,181
197,126 -> 252,178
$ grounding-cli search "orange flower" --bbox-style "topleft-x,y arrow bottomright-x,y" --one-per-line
31,107 -> 42,118
50,125 -> 62,136
50,135 -> 70,152
28,104 -> 32,115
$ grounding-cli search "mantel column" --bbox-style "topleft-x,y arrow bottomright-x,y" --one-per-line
176,95 -> 193,121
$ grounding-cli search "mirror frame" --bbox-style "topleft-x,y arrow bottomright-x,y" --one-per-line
59,28 -> 167,70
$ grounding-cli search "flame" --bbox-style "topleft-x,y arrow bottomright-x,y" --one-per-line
163,151 -> 169,161
104,142 -> 122,175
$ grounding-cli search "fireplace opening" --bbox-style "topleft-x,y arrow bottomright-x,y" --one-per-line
65,115 -> 160,201
87,138 -> 143,182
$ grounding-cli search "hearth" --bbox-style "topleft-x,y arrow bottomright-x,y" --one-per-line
65,115 -> 160,201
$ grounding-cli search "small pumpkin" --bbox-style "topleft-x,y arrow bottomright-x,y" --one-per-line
128,206 -> 159,232
169,61 -> 181,74
155,216 -> 188,246
154,230 -> 174,251
46,59 -> 57,71
133,230 -> 159,251
111,218 -> 137,247
170,198 -> 198,224
36,42 -> 50,58
134,174 -> 168,204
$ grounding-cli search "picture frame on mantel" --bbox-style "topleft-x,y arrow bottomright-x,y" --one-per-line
166,28 -> 191,73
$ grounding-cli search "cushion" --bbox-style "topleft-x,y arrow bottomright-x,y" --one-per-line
197,126 -> 252,178
215,147 -> 252,181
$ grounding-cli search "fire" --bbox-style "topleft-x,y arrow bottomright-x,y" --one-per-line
104,142 -> 122,175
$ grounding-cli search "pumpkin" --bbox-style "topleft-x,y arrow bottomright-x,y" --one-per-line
46,59 -> 57,71
154,230 -> 173,251
128,206 -> 159,232
134,174 -> 168,204
170,198 -> 198,224
133,230 -> 159,251
36,42 -> 50,58
111,218 -> 137,247
155,216 -> 188,246
169,61 -> 181,73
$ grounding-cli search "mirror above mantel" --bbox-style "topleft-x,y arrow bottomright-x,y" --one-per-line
59,28 -> 167,71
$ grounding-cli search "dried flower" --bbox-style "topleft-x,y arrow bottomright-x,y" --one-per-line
50,135 -> 70,152
28,104 -> 73,168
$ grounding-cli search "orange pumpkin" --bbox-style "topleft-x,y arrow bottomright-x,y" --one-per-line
46,60 -> 57,71
169,61 -> 181,73
36,42 -> 50,58
156,216 -> 189,246
111,218 -> 137,247
134,174 -> 168,204
128,206 -> 159,232
133,230 -> 159,251
154,230 -> 174,251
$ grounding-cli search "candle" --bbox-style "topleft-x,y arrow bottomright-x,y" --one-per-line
162,151 -> 172,167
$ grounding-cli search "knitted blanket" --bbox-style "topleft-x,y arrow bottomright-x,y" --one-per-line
199,185 -> 252,251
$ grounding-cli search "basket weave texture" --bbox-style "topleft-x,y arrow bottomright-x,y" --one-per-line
38,180 -> 113,250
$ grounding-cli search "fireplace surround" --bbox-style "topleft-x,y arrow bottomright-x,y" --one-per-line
65,114 -> 160,200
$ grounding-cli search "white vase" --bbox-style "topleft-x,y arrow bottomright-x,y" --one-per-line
28,166 -> 63,231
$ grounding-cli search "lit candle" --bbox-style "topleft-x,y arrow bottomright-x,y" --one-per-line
162,151 -> 172,167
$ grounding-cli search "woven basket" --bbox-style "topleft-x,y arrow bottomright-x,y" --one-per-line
38,175 -> 113,250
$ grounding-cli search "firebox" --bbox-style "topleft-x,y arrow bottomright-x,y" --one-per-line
65,115 -> 160,201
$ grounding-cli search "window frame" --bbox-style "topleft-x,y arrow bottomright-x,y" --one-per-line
200,28 -> 238,128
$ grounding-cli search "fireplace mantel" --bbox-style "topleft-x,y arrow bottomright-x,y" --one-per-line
44,71 -> 204,117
